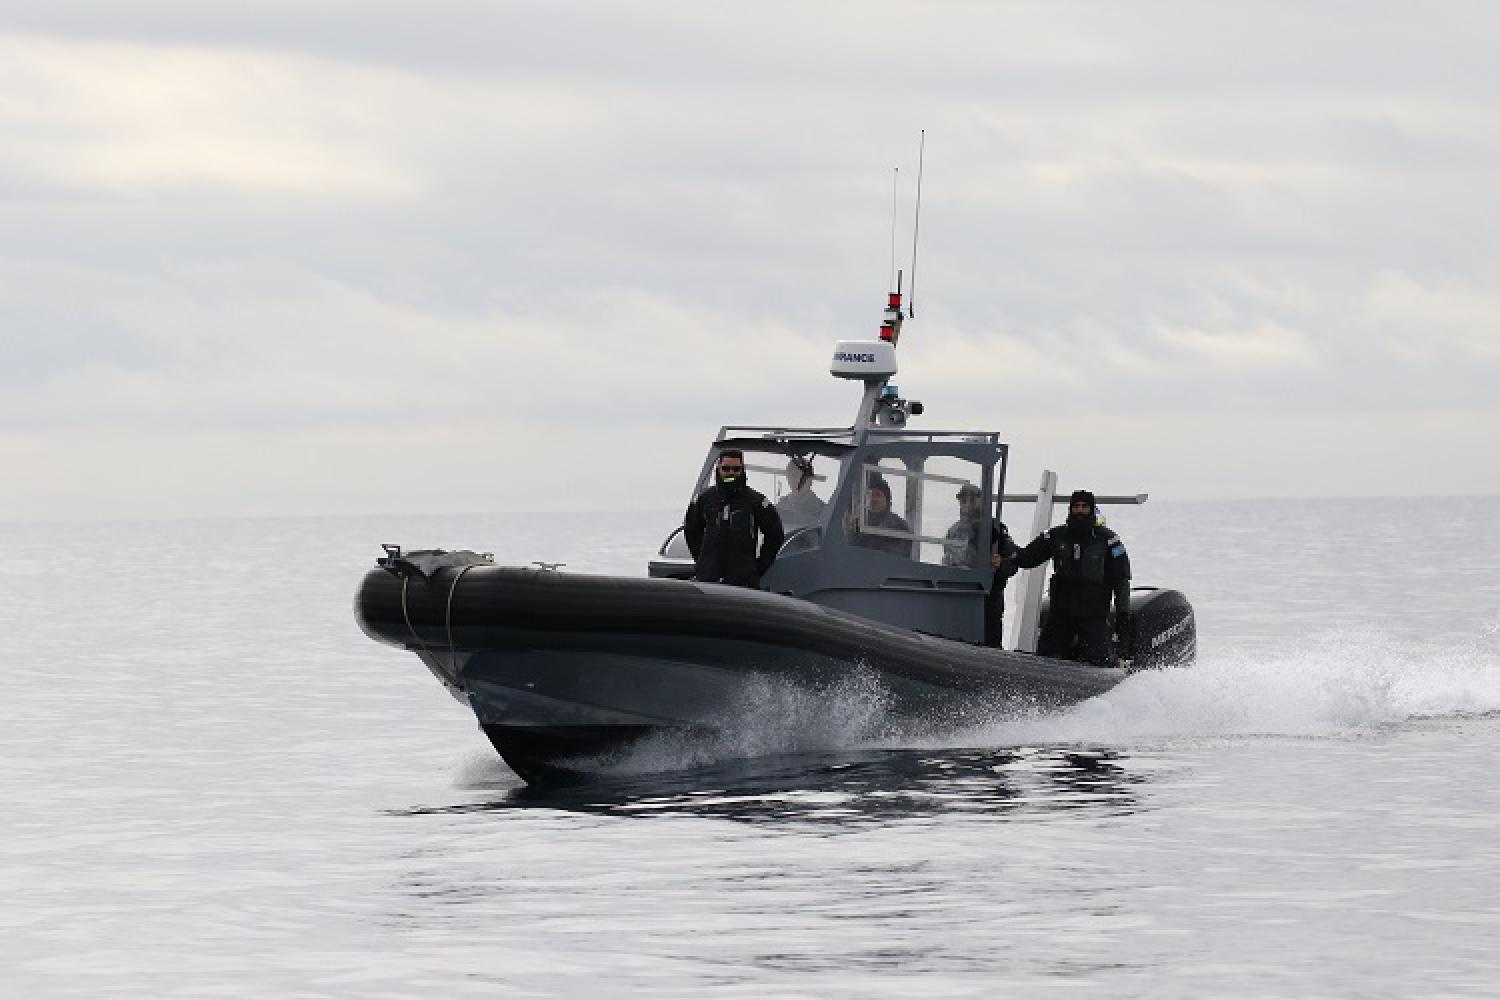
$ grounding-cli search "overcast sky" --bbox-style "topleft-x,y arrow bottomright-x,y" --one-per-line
3,1 -> 1497,521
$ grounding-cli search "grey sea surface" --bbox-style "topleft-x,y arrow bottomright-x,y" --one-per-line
6,497 -> 1500,997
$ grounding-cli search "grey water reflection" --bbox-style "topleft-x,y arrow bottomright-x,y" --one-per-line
397,746 -> 1146,826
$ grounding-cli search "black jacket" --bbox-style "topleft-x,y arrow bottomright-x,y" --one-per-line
684,484 -> 785,588
991,520 -> 1018,561
992,520 -> 1020,586
1014,522 -> 1131,617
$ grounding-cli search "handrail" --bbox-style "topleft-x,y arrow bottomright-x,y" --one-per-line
1002,493 -> 1148,505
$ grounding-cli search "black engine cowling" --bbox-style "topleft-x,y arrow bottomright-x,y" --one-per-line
1120,587 -> 1196,669
1037,586 -> 1196,670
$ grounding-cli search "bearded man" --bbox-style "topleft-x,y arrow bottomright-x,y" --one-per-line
1010,489 -> 1131,666
684,449 -> 785,588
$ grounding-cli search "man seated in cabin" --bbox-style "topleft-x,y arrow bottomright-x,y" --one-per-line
844,473 -> 914,558
943,483 -> 1020,647
683,448 -> 785,589
1007,490 -> 1131,666
775,456 -> 826,531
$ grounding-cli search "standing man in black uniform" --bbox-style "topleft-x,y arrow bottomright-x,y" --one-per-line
684,449 -> 785,589
1009,490 -> 1131,665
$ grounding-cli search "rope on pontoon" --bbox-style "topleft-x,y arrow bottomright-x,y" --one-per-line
445,563 -> 480,680
399,574 -> 429,656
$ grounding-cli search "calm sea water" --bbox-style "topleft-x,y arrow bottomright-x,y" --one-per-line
6,498 -> 1500,997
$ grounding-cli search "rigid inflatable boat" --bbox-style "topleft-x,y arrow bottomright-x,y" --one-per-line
355,286 -> 1196,783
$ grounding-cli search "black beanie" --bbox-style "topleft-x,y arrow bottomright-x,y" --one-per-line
1069,489 -> 1096,513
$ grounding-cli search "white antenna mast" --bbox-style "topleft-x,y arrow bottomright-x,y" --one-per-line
907,129 -> 925,319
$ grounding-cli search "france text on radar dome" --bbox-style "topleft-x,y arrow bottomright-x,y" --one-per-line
834,351 -> 877,363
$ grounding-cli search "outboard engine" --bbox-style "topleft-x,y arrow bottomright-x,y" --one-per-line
1035,586 -> 1196,670
1120,587 -> 1196,670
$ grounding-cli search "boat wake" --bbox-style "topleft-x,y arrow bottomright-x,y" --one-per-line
672,629 -> 1497,767
952,628 -> 1500,748
594,668 -> 899,776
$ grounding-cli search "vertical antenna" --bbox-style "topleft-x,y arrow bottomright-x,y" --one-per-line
889,166 -> 900,292
908,130 -> 925,319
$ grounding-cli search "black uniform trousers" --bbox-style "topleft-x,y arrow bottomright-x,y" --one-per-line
983,572 -> 1006,647
1037,605 -> 1113,666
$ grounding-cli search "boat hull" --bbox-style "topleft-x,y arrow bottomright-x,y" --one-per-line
356,560 -> 1144,781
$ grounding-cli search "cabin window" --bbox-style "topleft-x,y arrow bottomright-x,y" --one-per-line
848,456 -> 990,568
765,452 -> 840,534
913,455 -> 991,568
845,461 -> 918,559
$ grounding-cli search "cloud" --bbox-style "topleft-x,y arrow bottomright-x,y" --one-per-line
2,4 -> 1499,520
1364,270 -> 1500,361
0,258 -> 842,435
1152,322 -> 1320,370
0,34 -> 432,198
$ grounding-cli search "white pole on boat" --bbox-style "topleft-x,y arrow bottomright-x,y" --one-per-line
908,129 -> 924,319
1011,469 -> 1057,652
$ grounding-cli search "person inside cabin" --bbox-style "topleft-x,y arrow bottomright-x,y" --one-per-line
845,472 -> 913,557
1007,489 -> 1131,666
775,455 -> 826,531
941,483 -> 988,569
942,483 -> 1019,647
683,448 -> 785,589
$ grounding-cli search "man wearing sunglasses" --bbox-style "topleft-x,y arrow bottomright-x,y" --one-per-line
684,449 -> 786,589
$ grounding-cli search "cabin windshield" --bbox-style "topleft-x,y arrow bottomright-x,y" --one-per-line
674,428 -> 1006,581
847,453 -> 991,567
